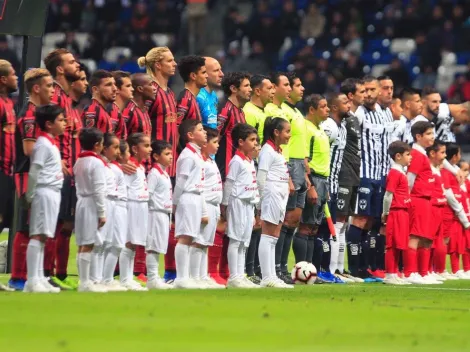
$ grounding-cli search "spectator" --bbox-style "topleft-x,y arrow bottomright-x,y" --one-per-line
384,58 -> 410,91
412,65 -> 437,90
187,0 -> 209,54
0,35 -> 19,72
439,20 -> 456,51
225,41 -> 270,74
132,32 -> 156,58
57,3 -> 75,31
131,2 -> 150,33
280,0 -> 300,40
223,6 -> 246,50
341,53 -> 363,79
300,4 -> 326,39
152,0 -> 179,34
344,23 -> 363,55
447,73 -> 470,102
83,33 -> 104,63
250,17 -> 283,56
56,31 -> 81,57
80,1 -> 97,33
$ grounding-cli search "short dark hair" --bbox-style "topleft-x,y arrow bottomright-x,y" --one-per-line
127,132 -> 148,156
90,69 -> 113,88
43,48 -> 71,77
270,72 -> 288,86
112,70 -> 131,89
326,92 -> 343,108
178,119 -> 202,144
426,140 -> 446,156
388,141 -> 411,160
363,75 -> 377,83
445,142 -> 460,161
151,139 -> 172,156
231,123 -> 258,147
222,71 -> 251,96
421,86 -> 439,97
78,62 -> 89,77
304,94 -> 325,110
79,127 -> 104,151
340,78 -> 363,96
35,104 -> 64,131
411,121 -> 434,141
103,132 -> 118,148
377,75 -> 392,82
263,117 -> 289,145
178,55 -> 205,83
250,74 -> 270,89
119,140 -> 129,155
400,87 -> 420,102
204,126 -> 219,141
285,72 -> 299,86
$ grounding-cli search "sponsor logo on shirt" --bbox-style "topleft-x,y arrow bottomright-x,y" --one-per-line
359,187 -> 371,194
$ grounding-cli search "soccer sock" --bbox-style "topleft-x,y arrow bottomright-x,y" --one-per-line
164,225 -> 177,272
428,248 -> 434,273
175,243 -> 190,280
103,246 -> 121,283
246,228 -> 261,276
189,246 -> 204,280
38,242 -> 45,280
227,239 -> 241,280
208,230 -> 224,275
417,247 -> 431,277
119,247 -> 135,283
270,236 -> 278,279
312,236 -> 323,271
43,237 -> 56,277
26,239 -> 41,284
385,248 -> 397,274
376,234 -> 386,271
329,223 -> 343,274
450,253 -> 460,274
369,222 -> 380,271
274,227 -> 286,275
237,245 -> 247,277
258,234 -> 273,279
346,225 -> 362,276
404,248 -> 417,277
337,223 -> 346,273
306,235 -> 315,264
359,229 -> 370,273
133,245 -> 146,276
90,245 -> 103,283
11,231 -> 29,281
433,242 -> 447,273
219,235 -> 230,279
78,252 -> 92,284
200,247 -> 209,279
463,252 -> 470,272
292,233 -> 308,263
55,227 -> 72,280
280,227 -> 295,274
146,252 -> 160,282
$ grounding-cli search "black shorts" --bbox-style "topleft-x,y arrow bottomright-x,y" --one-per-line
286,158 -> 307,210
0,171 -> 14,229
301,174 -> 328,226
336,185 -> 358,217
59,176 -> 77,222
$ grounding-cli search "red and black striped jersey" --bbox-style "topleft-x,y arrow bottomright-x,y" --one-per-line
51,82 -> 73,170
70,105 -> 82,170
123,100 -> 152,136
177,88 -> 202,125
148,81 -> 178,177
82,99 -> 113,134
0,96 -> 16,176
110,103 -> 127,140
216,99 -> 246,179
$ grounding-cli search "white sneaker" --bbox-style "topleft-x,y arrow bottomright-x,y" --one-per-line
199,277 -> 225,289
227,277 -> 248,288
102,280 -> 128,292
121,280 -> 148,291
23,280 -> 49,293
147,278 -> 173,290
440,271 -> 459,280
173,278 -> 200,289
241,276 -> 261,289
430,272 -> 446,281
342,273 -> 364,283
404,273 -> 426,284
454,270 -> 470,280
383,274 -> 405,285
422,275 -> 443,284
260,277 -> 294,288
40,278 -> 61,293
78,281 -> 108,292
336,273 -> 354,283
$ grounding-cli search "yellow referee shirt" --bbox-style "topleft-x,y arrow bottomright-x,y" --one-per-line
265,102 -> 289,160
305,119 -> 330,177
282,102 -> 308,160
243,101 -> 266,143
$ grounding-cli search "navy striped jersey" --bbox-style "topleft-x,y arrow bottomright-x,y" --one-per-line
358,105 -> 384,181
321,117 -> 347,195
338,111 -> 361,187
177,88 -> 202,125
377,104 -> 394,177
433,103 -> 456,142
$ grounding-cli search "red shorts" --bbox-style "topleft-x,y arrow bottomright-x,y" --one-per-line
386,209 -> 409,250
465,229 -> 470,250
409,197 -> 432,240
447,220 -> 465,254
442,216 -> 454,238
430,205 -> 444,248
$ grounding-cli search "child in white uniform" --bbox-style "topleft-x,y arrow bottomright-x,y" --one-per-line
146,140 -> 174,290
173,120 -> 207,289
74,128 -> 107,293
222,123 -> 260,289
257,117 -> 293,288
24,105 -> 65,293
120,133 -> 151,291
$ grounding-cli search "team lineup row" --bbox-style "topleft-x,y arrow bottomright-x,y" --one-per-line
1,45 -> 470,292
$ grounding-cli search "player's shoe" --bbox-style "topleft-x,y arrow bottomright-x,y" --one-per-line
241,276 -> 261,289
78,281 -> 108,293
50,277 -> 74,291
136,273 -> 148,284
429,272 -> 445,281
7,279 -> 25,291
334,271 -> 354,283
314,277 -> 325,284
318,271 -> 336,283
454,270 -> 470,280
0,283 -> 14,291
61,277 -> 79,289
121,280 -> 148,291
421,274 -> 443,284
227,277 -> 249,288
247,275 -> 261,285
23,280 -> 49,293
261,277 -> 294,288
341,270 -> 364,283
209,273 -> 227,285
332,274 -> 346,284
163,270 -> 177,283
41,278 -> 61,293
147,278 -> 173,290
403,273 -> 426,284
173,278 -> 200,289
102,280 -> 128,292
383,274 -> 406,285
437,271 -> 457,280
199,277 -> 226,289
279,272 -> 295,285
368,269 -> 385,279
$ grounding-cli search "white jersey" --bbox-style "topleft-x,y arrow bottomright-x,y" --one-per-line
110,162 -> 127,202
176,143 -> 205,194
104,162 -> 118,198
226,152 -> 258,202
434,103 -> 456,142
403,115 -> 428,145
124,158 -> 149,202
31,134 -> 64,189
391,115 -> 407,142
377,104 -> 394,177
258,141 -> 290,183
203,157 -> 223,205
322,117 -> 347,194
147,164 -> 172,213
73,153 -> 107,218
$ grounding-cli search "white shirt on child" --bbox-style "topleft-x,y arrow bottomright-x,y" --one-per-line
203,157 -> 223,205
124,158 -> 149,202
226,151 -> 258,202
110,162 -> 127,202
258,140 -> 289,183
147,163 -> 173,213
31,133 -> 64,189
103,160 -> 118,198
176,143 -> 205,195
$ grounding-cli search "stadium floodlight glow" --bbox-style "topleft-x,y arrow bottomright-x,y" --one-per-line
332,38 -> 340,46
375,12 -> 383,20
382,39 -> 390,47
367,25 -> 375,33
398,52 -> 407,60
322,51 -> 331,59
307,38 -> 315,46
412,66 -> 420,75
373,52 -> 381,60
363,65 -> 371,73
287,64 -> 295,72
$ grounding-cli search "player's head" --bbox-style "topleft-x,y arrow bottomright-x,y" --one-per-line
0,59 -> 18,93
222,71 -> 252,102
340,78 -> 365,107
178,55 -> 207,88
24,68 -> 53,104
263,116 -> 291,147
400,87 -> 423,118
102,132 -> 120,162
390,95 -> 403,120
327,92 -> 350,120
79,127 -> 104,153
204,57 -> 224,90
35,104 -> 66,136
426,140 -> 446,166
202,127 -> 220,156
151,139 -> 173,168
377,75 -> 394,107
118,139 -> 130,164
137,47 -> 176,79
44,48 -> 80,82
421,86 -> 441,117
445,142 -> 461,164
252,135 -> 261,159
231,123 -> 258,155
388,140 -> 411,166
411,120 -> 435,147
112,70 -> 134,102
304,94 -> 329,121
362,75 -> 379,108
458,160 -> 470,178
178,119 -> 207,147
71,63 -> 89,99
250,74 -> 273,106
90,70 -> 117,103
132,73 -> 157,101
286,72 -> 304,104
127,132 -> 151,161
270,72 -> 291,102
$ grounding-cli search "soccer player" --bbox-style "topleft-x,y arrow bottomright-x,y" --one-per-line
382,141 -> 412,285
390,95 -> 405,142
9,68 -> 54,291
70,63 -> 89,111
197,57 -> 224,129
24,104 -> 66,293
400,88 -> 424,145
222,123 -> 259,288
74,128 -> 108,292
44,49 -> 81,289
146,140 -> 174,290
124,73 -> 155,136
112,71 -> 134,114
173,120 -> 207,289
277,73 -> 308,283
177,55 -> 207,125
336,78 -> 364,282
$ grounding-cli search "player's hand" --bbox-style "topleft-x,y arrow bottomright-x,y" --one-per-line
456,169 -> 465,185
201,216 -> 209,225
305,175 -> 311,190
288,179 -> 295,195
381,213 -> 388,225
122,162 -> 137,175
98,217 -> 106,228
61,160 -> 70,176
220,204 -> 227,220
307,186 -> 318,204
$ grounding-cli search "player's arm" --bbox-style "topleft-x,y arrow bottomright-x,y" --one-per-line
176,98 -> 189,126
91,163 -> 107,227
26,145 -> 47,203
448,102 -> 470,124
147,170 -> 157,209
407,173 -> 416,192
444,187 -> 470,228
172,158 -> 193,207
21,117 -> 39,156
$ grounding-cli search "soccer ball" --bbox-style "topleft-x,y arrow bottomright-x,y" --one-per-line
291,261 -> 317,285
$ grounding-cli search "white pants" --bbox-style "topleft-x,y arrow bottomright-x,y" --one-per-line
175,193 -> 203,238
110,200 -> 127,249
75,196 -> 103,246
227,197 -> 254,247
127,201 -> 148,246
261,181 -> 289,225
30,187 -> 61,237
195,203 -> 220,246
147,210 -> 171,253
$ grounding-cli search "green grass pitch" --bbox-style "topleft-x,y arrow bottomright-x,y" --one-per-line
1,232 -> 470,352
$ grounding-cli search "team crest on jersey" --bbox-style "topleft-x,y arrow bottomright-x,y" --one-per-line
322,240 -> 330,252
337,199 -> 345,210
359,199 -> 367,210
24,122 -> 35,135
350,244 -> 359,255
85,118 -> 95,127
370,237 -> 376,248
165,112 -> 177,123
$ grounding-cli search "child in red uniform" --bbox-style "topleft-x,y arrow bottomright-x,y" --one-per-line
382,141 -> 412,285
459,161 -> 470,277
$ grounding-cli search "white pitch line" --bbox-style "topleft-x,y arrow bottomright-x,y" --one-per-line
351,284 -> 470,291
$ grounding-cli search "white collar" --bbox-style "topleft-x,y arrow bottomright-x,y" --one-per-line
412,143 -> 426,156
391,161 -> 406,174
431,165 -> 441,176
